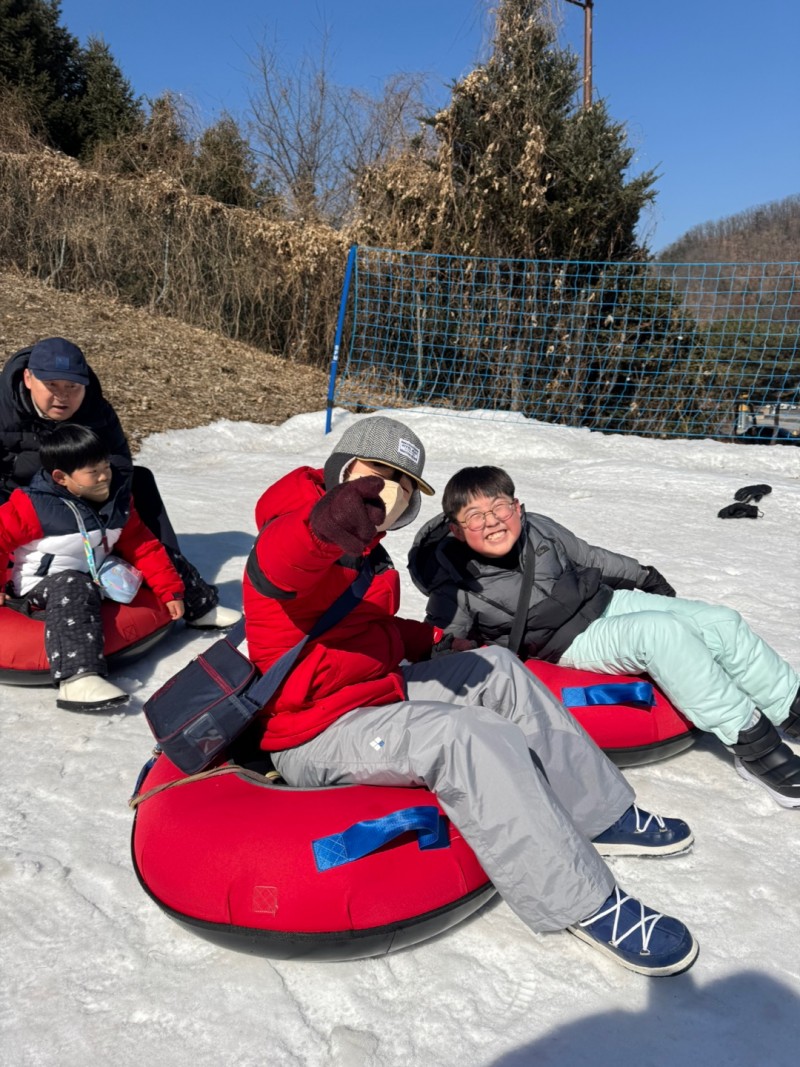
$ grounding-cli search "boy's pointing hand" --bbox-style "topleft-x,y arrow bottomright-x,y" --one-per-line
310,476 -> 387,555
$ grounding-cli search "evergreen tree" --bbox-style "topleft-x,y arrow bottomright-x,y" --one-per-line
125,93 -> 194,177
0,0 -> 139,156
77,36 -> 141,157
357,0 -> 655,261
190,115 -> 259,208
0,0 -> 85,155
350,0 -> 718,437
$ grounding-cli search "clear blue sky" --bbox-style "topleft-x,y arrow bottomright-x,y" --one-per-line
59,0 -> 800,253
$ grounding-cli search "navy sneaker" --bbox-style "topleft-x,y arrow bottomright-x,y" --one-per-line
592,804 -> 693,857
569,885 -> 698,976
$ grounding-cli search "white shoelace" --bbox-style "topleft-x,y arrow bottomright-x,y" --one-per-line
631,804 -> 666,833
578,886 -> 662,953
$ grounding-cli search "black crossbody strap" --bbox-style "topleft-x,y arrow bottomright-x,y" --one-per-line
244,559 -> 374,708
507,533 -> 535,658
246,541 -> 296,600
245,519 -> 291,600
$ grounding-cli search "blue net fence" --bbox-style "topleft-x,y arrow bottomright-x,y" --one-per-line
327,245 -> 800,443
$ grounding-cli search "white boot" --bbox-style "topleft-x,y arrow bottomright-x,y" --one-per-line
186,605 -> 242,629
57,673 -> 129,712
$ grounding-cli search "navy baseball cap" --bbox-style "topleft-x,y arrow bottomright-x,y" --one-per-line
28,338 -> 90,386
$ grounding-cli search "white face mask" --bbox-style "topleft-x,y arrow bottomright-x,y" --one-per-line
375,480 -> 409,532
345,459 -> 414,532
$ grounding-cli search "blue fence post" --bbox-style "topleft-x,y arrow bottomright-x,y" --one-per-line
325,243 -> 358,435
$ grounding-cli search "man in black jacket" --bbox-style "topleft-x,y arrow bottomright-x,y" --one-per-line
0,337 -> 239,628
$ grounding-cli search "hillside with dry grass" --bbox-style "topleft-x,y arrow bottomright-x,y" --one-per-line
0,269 -> 329,450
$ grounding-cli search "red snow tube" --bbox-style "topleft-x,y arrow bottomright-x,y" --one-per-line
130,664 -> 694,960
130,750 -> 495,960
526,659 -> 697,767
0,587 -> 173,685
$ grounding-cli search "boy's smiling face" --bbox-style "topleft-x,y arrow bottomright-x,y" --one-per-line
450,493 -> 522,558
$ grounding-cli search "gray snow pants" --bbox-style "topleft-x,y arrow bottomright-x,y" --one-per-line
273,645 -> 633,932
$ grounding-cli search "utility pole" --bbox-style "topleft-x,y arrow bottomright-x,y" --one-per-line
564,0 -> 594,109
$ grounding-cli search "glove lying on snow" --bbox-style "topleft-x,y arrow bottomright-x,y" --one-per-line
718,503 -> 761,520
310,476 -> 386,554
639,566 -> 676,597
733,483 -> 772,504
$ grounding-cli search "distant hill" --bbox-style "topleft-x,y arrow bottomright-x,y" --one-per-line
654,194 -> 800,327
658,193 -> 800,263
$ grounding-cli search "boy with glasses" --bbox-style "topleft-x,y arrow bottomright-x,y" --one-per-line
409,465 -> 800,808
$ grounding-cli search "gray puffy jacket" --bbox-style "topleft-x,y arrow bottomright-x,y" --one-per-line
408,510 -> 649,662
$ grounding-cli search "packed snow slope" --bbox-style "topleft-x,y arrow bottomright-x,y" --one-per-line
2,409 -> 799,1067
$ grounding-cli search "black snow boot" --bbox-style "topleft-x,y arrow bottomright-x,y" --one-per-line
730,713 -> 800,808
780,687 -> 800,741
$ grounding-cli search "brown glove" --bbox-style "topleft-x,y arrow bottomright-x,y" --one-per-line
310,476 -> 386,554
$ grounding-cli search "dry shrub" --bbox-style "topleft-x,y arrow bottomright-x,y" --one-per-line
0,147 -> 349,368
0,89 -> 46,154
335,363 -> 412,413
0,266 -> 331,448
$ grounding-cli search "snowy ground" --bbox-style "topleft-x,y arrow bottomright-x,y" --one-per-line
1,409 -> 799,1067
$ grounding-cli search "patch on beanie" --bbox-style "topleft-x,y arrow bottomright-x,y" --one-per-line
397,438 -> 421,464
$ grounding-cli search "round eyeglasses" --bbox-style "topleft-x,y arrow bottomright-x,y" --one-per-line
457,500 -> 516,532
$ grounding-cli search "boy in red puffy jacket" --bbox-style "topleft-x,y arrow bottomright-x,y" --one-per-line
243,415 -> 699,978
0,423 -> 184,711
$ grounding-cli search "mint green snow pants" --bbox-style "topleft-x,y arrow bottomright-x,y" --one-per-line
559,588 -> 800,745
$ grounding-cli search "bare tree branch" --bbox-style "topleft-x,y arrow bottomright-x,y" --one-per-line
247,30 -> 427,226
